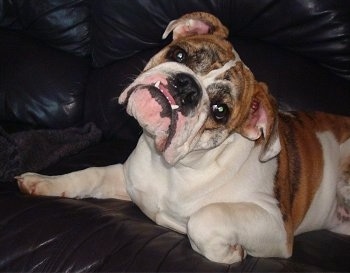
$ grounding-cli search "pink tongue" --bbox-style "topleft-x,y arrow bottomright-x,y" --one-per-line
143,76 -> 177,106
157,82 -> 176,106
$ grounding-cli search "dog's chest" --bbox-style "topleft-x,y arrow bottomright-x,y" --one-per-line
124,135 -> 280,233
131,168 -> 252,233
126,159 -> 237,233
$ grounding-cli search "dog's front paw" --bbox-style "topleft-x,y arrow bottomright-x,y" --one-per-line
15,173 -> 65,197
188,226 -> 247,264
187,206 -> 247,264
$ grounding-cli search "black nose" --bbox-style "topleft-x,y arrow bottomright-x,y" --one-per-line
172,73 -> 201,108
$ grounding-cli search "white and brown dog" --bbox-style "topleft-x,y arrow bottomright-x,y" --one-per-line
16,12 -> 350,264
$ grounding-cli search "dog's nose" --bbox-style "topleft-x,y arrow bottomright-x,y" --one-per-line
173,73 -> 201,107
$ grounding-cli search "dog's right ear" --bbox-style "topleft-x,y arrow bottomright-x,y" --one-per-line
162,12 -> 229,40
238,82 -> 281,162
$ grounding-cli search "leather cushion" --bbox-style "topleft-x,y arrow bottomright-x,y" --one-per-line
0,0 -> 90,56
0,30 -> 89,128
89,0 -> 350,80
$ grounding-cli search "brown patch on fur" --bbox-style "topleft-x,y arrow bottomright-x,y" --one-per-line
145,34 -> 235,75
273,113 -> 325,253
274,149 -> 294,254
274,111 -> 350,251
307,112 -> 350,143
173,35 -> 235,74
289,114 -> 324,220
225,63 -> 260,133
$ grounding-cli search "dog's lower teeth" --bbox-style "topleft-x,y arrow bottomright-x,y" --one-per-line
153,81 -> 177,109
154,81 -> 161,89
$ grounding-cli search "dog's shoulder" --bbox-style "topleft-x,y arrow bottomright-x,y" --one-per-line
278,111 -> 350,143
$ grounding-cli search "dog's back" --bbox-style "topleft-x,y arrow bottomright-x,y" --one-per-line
275,111 -> 350,242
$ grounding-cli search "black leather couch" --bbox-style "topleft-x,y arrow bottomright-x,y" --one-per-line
1,1 -> 350,272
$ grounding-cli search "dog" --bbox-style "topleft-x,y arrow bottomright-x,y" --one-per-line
16,12 -> 350,264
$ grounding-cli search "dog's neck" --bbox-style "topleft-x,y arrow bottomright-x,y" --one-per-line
142,131 -> 255,171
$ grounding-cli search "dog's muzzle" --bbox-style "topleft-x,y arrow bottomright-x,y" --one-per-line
119,63 -> 208,164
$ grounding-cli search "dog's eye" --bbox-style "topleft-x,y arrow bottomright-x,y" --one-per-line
211,104 -> 229,122
173,49 -> 187,63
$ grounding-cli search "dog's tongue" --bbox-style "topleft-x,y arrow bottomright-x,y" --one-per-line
126,87 -> 172,151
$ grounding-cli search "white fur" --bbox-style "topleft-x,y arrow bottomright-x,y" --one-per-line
201,60 -> 237,86
17,165 -> 130,200
17,131 -> 290,263
294,132 -> 350,236
294,132 -> 339,234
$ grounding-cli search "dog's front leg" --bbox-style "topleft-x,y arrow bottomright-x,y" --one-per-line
187,202 -> 289,264
16,164 -> 130,200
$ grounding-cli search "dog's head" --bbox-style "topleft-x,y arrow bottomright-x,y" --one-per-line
119,12 -> 280,165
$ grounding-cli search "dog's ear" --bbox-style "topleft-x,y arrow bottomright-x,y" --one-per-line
239,82 -> 281,162
162,12 -> 229,40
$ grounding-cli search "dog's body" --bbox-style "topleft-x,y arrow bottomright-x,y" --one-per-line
16,12 -> 350,264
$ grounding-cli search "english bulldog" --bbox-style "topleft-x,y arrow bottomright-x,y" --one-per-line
16,12 -> 350,264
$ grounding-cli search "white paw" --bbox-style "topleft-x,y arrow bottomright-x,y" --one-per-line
15,173 -> 65,197
227,244 -> 247,263
189,235 -> 247,264
209,243 -> 247,264
187,207 -> 248,264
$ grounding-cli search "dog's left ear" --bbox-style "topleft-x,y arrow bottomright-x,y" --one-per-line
239,82 -> 281,162
162,12 -> 229,40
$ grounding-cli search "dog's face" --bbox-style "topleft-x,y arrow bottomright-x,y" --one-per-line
119,12 -> 281,165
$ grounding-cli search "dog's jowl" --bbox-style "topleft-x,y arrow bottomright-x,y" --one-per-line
16,12 -> 350,264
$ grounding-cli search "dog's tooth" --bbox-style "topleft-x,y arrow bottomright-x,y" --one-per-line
154,81 -> 161,89
153,81 -> 177,108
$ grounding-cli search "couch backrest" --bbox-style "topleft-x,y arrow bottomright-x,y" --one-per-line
90,0 -> 350,81
1,0 -> 350,135
2,0 -> 349,79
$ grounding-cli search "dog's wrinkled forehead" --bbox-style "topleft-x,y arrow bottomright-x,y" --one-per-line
144,12 -> 242,77
145,35 -> 240,78
168,37 -> 238,74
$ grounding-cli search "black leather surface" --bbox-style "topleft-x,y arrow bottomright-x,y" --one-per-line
232,37 -> 350,115
83,48 -> 160,140
89,0 -> 350,80
0,192 -> 322,272
1,0 -> 349,79
0,0 -> 90,56
0,29 -> 89,128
